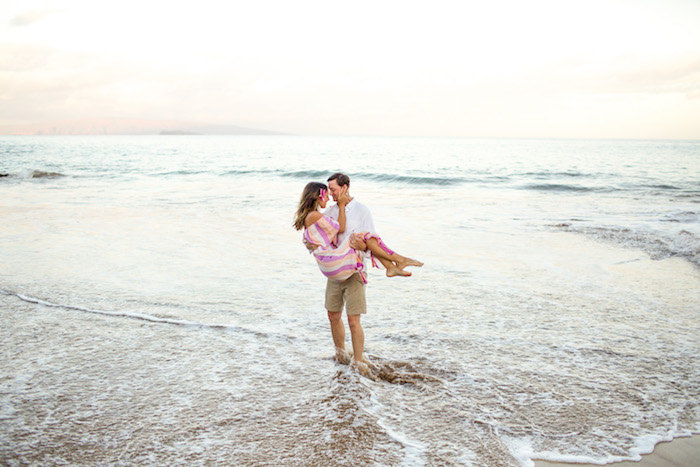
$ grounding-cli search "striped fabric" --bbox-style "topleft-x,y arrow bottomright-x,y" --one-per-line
303,214 -> 393,284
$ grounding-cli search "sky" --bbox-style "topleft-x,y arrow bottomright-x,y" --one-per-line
1,0 -> 700,138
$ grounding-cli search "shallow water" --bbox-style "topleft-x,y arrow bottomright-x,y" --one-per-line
1,136 -> 698,465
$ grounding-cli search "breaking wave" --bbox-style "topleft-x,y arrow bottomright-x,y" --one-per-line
224,169 -> 467,186
521,183 -> 607,193
555,223 -> 700,267
214,169 -> 700,197
0,288 -> 294,341
0,169 -> 65,179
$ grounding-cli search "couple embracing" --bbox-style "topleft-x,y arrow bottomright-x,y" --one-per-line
293,173 -> 422,375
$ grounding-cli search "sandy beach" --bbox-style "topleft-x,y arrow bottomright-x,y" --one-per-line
535,435 -> 700,466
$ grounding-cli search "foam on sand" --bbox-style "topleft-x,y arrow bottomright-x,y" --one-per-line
532,435 -> 700,466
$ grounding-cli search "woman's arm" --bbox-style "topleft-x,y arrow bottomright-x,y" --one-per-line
336,189 -> 349,233
337,204 -> 346,234
305,211 -> 323,229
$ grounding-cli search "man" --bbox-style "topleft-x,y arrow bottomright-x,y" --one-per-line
323,172 -> 375,370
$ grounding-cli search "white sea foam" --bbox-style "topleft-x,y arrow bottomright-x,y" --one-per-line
556,223 -> 700,266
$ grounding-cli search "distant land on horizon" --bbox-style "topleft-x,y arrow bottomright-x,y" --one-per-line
0,118 -> 286,136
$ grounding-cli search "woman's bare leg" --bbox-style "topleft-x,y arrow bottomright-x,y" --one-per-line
351,234 -> 405,276
374,256 -> 399,274
365,238 -> 423,277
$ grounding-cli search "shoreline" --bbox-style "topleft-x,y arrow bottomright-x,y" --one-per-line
533,434 -> 700,466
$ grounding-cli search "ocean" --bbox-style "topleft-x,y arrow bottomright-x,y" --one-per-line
1,135 -> 698,465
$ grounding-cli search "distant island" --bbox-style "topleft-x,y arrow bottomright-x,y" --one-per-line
0,118 -> 286,136
160,130 -> 200,136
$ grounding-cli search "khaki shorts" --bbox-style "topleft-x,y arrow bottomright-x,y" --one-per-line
325,273 -> 366,315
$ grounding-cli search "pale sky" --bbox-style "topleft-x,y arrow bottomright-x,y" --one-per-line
2,0 -> 700,138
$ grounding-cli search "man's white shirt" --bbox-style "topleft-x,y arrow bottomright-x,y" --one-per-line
325,198 -> 376,267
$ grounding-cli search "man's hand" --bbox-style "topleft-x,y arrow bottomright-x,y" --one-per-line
349,233 -> 367,251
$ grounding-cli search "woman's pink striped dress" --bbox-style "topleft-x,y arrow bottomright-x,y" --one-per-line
303,214 -> 393,284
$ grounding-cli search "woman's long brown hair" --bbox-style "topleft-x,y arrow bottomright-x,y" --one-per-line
293,182 -> 327,230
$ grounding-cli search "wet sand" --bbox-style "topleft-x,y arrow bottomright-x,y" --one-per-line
534,435 -> 700,466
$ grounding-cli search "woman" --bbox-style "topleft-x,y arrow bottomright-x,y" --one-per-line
293,182 -> 422,282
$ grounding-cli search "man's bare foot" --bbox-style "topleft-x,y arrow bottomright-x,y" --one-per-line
386,266 -> 411,277
335,348 -> 352,365
396,257 -> 423,269
359,355 -> 378,371
351,359 -> 377,380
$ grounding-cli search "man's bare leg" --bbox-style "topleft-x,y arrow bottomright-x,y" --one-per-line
347,314 -> 377,378
328,310 -> 351,364
347,314 -> 365,364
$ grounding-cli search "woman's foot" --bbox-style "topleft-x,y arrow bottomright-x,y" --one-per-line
386,265 -> 411,277
396,257 -> 423,270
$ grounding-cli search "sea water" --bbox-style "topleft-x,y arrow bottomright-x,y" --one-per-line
0,135 -> 698,465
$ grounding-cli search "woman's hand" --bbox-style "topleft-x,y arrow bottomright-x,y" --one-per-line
337,186 -> 351,208
349,233 -> 367,251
